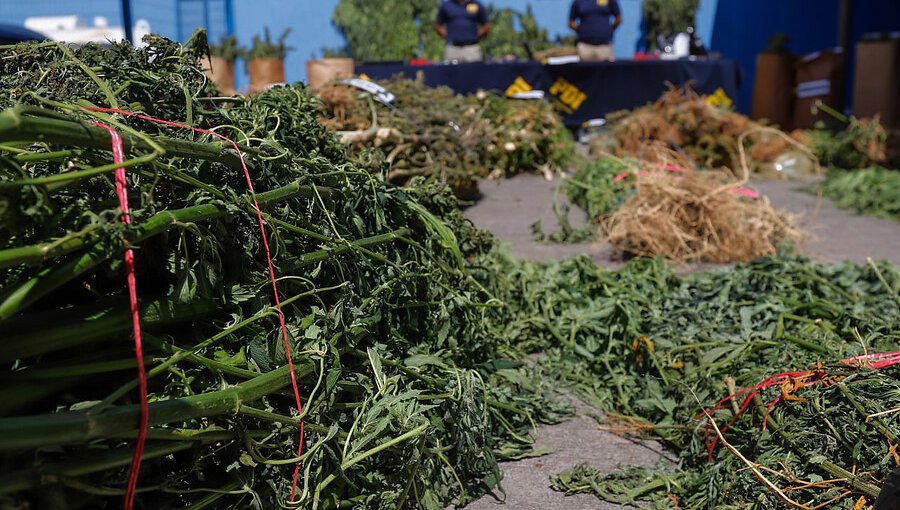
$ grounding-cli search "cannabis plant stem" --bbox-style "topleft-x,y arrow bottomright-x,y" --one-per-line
0,361 -> 316,450
753,395 -> 881,498
0,108 -> 248,184
0,441 -> 193,495
0,181 -> 333,320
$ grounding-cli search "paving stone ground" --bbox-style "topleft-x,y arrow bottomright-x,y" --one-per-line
460,172 -> 900,509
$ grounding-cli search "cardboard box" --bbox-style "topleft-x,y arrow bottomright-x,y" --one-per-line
752,53 -> 796,129
854,38 -> 900,129
794,49 -> 844,129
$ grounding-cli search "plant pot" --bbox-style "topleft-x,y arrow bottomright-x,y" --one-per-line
306,58 -> 354,90
248,58 -> 286,95
202,56 -> 235,96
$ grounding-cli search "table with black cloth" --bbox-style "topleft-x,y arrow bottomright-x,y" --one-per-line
356,59 -> 741,128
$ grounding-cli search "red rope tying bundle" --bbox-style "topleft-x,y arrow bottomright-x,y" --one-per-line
697,350 -> 900,461
94,122 -> 148,510
90,109 -> 305,507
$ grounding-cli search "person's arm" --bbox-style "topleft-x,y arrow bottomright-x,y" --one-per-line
569,2 -> 579,32
610,0 -> 622,31
435,6 -> 448,39
478,22 -> 491,39
477,4 -> 490,39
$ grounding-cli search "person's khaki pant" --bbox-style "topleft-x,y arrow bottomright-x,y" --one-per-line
577,43 -> 615,62
444,44 -> 483,63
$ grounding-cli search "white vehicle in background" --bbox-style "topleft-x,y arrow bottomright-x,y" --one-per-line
24,15 -> 150,46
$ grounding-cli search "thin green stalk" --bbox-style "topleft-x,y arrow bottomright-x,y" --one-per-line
836,382 -> 897,443
0,379 -> 75,416
0,298 -> 221,363
63,478 -> 253,497
0,360 -> 316,450
0,180 -> 333,270
285,228 -> 410,270
867,258 -> 900,308
2,358 -> 135,380
0,226 -> 101,270
753,395 -> 881,498
13,148 -> 82,163
396,435 -> 426,509
238,406 -> 329,436
0,441 -> 192,495
342,421 -> 429,471
315,422 -> 430,496
184,482 -> 243,510
0,107 -> 246,185
58,43 -> 118,109
0,181 -> 330,321
782,334 -> 830,354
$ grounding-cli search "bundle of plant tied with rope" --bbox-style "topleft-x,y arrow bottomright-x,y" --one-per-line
593,85 -> 810,176
317,77 -> 574,201
0,36 -> 569,509
542,154 -> 806,263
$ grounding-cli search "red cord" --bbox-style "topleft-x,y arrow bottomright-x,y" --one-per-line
94,122 -> 148,510
88,109 -> 305,503
698,350 -> 900,460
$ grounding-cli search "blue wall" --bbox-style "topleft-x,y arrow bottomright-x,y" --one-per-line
4,0 -> 897,113
710,0 -> 900,113
0,0 -> 179,40
0,0 -> 718,90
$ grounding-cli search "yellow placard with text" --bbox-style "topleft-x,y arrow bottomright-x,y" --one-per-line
505,76 -> 533,97
549,77 -> 588,113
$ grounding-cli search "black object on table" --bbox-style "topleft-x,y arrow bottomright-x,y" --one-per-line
356,59 -> 741,128
0,25 -> 46,45
875,466 -> 900,510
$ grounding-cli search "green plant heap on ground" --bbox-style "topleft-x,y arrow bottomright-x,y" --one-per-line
332,0 -> 554,61
484,253 -> 900,508
822,167 -> 900,222
2,35 -> 899,510
0,37 -> 569,509
318,77 -> 574,200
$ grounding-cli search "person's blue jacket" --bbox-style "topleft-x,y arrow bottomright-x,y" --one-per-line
569,0 -> 622,45
436,0 -> 489,46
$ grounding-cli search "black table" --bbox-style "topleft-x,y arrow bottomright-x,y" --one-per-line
357,59 -> 741,128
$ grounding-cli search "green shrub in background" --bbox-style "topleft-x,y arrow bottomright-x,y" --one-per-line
482,5 -> 553,60
246,27 -> 292,60
209,35 -> 242,62
333,0 -> 442,61
333,0 -> 553,61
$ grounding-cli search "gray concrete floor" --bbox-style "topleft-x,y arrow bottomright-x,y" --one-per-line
467,174 -> 900,268
460,172 -> 900,509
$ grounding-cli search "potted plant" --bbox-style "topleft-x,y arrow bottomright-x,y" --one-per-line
204,35 -> 240,95
306,48 -> 355,91
246,28 -> 292,94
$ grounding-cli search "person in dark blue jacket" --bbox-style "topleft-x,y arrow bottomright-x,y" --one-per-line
569,0 -> 622,61
435,0 -> 491,63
